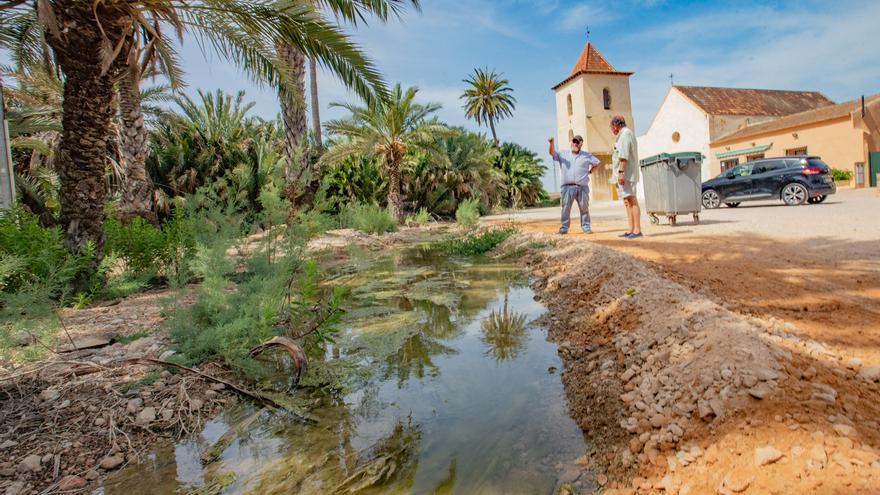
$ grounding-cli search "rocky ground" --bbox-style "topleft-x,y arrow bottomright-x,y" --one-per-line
499,233 -> 880,494
0,289 -> 235,494
0,226 -> 439,494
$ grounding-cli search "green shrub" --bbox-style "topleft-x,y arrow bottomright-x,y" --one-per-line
442,227 -> 517,256
831,168 -> 853,182
405,207 -> 431,227
339,203 -> 397,235
455,198 -> 480,229
104,216 -> 167,276
0,208 -> 91,297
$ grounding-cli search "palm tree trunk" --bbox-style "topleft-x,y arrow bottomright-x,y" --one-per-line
309,55 -> 322,154
489,118 -> 499,146
387,152 -> 404,223
117,67 -> 157,224
277,42 -> 309,198
45,0 -> 131,287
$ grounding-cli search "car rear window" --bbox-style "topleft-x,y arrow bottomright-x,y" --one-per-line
806,158 -> 830,170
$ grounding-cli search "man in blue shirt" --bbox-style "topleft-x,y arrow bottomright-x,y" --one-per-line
549,134 -> 600,234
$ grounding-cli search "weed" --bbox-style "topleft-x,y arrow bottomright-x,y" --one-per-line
115,330 -> 150,345
339,203 -> 397,235
405,207 -> 431,227
442,227 -> 517,256
455,197 -> 480,229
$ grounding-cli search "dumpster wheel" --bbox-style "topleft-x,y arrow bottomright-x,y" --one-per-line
667,215 -> 677,226
693,213 -> 700,224
649,214 -> 659,225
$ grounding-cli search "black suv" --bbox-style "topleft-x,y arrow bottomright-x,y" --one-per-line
701,156 -> 836,208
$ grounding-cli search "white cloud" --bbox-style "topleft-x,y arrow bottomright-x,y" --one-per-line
561,3 -> 614,31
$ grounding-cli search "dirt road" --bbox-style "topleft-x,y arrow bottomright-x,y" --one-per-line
489,187 -> 880,364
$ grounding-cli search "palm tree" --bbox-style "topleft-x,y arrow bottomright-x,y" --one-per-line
276,0 -> 420,202
460,67 -> 516,146
0,0 -> 388,283
323,84 -> 448,222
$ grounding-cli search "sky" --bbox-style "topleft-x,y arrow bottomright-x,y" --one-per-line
8,0 -> 879,192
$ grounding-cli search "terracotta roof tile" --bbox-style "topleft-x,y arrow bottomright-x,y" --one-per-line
713,94 -> 880,144
552,43 -> 632,90
675,86 -> 834,117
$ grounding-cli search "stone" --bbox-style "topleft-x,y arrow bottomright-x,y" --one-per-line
808,444 -> 827,468
669,423 -> 684,438
39,388 -> 60,402
158,350 -> 176,361
58,475 -> 87,490
698,400 -> 713,419
709,399 -> 724,418
189,399 -> 204,411
621,368 -> 637,382
5,481 -> 26,495
748,383 -> 772,400
94,417 -> 106,426
755,368 -> 779,381
161,409 -> 174,421
741,374 -> 758,388
833,423 -> 856,437
85,470 -> 99,480
801,367 -> 817,379
859,366 -> 880,382
720,471 -> 752,493
650,414 -> 669,428
40,453 -> 53,465
755,446 -> 784,466
720,369 -> 733,380
597,474 -> 608,486
831,452 -> 852,470
126,398 -> 144,414
19,454 -> 42,472
100,454 -> 125,470
558,465 -> 581,483
136,407 -> 156,425
57,335 -> 112,353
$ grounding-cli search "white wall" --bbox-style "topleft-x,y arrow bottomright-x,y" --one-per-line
638,88 -> 712,180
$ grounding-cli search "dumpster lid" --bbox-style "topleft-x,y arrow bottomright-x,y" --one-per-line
640,151 -> 703,167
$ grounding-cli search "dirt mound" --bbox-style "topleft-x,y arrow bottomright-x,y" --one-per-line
500,234 -> 880,494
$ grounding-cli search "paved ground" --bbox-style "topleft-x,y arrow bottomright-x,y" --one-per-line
485,187 -> 880,364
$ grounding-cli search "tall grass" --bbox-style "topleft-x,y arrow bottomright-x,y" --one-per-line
455,198 -> 480,229
339,203 -> 397,235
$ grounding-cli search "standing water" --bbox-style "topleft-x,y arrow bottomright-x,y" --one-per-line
101,244 -> 590,494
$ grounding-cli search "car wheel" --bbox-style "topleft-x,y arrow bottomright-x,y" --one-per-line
725,202 -> 741,208
807,195 -> 828,204
702,189 -> 721,209
781,183 -> 808,206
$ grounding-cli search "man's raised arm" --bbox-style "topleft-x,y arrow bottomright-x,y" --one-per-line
548,137 -> 556,159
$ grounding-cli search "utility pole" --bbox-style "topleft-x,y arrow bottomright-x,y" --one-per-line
0,80 -> 15,210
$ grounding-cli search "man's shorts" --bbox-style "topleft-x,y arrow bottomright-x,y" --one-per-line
616,180 -> 636,199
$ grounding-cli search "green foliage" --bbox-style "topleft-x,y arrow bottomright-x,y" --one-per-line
320,154 -> 388,211
442,227 -> 518,256
495,143 -> 548,208
0,208 -> 91,297
455,197 -> 481,229
165,198 -> 344,377
461,67 -> 516,143
831,168 -> 853,181
104,216 -> 168,276
339,203 -> 398,235
405,208 -> 431,227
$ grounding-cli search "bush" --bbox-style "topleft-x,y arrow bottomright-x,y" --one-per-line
405,207 -> 431,227
831,168 -> 853,182
442,227 -> 517,256
0,208 -> 91,297
455,197 -> 480,229
339,203 -> 397,235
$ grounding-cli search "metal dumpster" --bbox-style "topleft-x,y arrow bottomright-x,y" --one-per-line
639,152 -> 702,225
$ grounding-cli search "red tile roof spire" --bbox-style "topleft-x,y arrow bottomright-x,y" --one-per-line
552,42 -> 632,90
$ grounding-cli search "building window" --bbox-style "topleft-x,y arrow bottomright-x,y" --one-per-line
603,88 -> 611,110
855,162 -> 865,186
567,94 -> 573,116
786,147 -> 807,156
721,158 -> 740,171
746,153 -> 765,162
671,131 -> 680,143
568,130 -> 574,142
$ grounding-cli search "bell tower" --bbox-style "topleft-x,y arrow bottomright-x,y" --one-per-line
552,43 -> 634,199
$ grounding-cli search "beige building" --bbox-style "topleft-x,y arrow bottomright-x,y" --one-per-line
552,43 -> 633,201
710,94 -> 880,187
638,86 -> 834,183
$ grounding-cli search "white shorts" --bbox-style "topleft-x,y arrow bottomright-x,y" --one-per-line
616,180 -> 636,199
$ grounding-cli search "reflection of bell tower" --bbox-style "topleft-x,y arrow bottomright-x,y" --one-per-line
552,42 -> 634,200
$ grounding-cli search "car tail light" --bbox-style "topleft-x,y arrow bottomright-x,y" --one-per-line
802,167 -> 825,175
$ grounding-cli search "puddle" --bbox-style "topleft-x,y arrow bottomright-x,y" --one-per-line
100,245 -> 590,494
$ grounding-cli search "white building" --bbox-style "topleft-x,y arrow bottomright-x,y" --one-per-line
638,86 -> 835,184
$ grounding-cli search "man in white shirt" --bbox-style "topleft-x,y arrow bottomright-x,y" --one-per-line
610,116 -> 642,238
548,135 -> 600,234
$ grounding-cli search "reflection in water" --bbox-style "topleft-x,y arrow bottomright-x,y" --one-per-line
480,291 -> 528,362
102,245 -> 588,495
